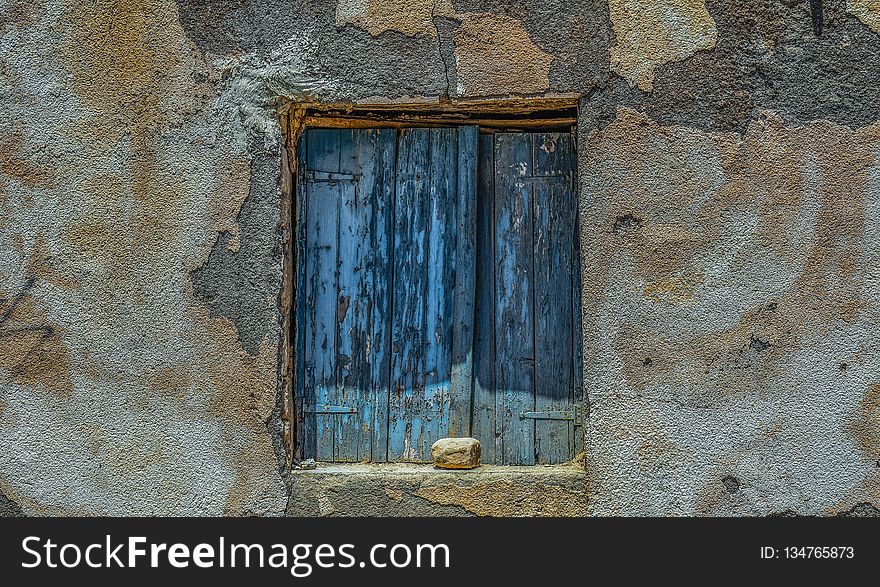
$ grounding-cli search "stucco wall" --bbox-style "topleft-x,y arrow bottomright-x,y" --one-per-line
1,0 -> 878,516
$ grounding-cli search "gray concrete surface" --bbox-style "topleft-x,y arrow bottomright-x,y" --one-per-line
1,0 -> 878,516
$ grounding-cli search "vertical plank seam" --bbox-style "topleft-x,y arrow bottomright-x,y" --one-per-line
489,134 -> 498,465
569,155 -> 577,460
383,129 -> 400,463
303,132 -> 312,459
529,136 -> 538,464
372,131 -> 384,461
420,131 -> 433,459
449,131 -> 458,436
492,137 -> 497,460
302,131 -> 314,460
332,130 -> 343,461
354,131 -> 362,463
490,139 -> 498,461
463,129 -> 474,438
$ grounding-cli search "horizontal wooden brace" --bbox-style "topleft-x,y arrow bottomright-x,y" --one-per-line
305,171 -> 359,182
305,405 -> 356,415
519,410 -> 578,421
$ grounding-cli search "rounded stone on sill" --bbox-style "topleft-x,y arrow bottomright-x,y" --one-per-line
431,437 -> 481,469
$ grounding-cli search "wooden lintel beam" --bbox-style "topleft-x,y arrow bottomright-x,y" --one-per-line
302,116 -> 576,130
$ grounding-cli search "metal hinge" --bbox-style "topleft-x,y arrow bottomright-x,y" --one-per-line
305,405 -> 356,414
304,171 -> 358,182
520,409 -> 579,421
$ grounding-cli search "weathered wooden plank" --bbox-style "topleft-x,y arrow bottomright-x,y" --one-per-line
448,126 -> 478,438
472,133 -> 497,463
388,128 -> 431,461
331,130 -> 396,461
532,133 -> 577,464
368,130 -> 397,462
388,127 -> 476,461
303,129 -> 342,461
494,132 -> 536,465
301,129 -> 397,463
333,130 -> 360,461
420,129 -> 456,456
572,198 -> 585,459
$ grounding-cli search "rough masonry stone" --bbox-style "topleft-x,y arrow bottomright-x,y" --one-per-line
431,438 -> 482,469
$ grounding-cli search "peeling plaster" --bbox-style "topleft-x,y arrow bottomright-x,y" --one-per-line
582,107 -> 880,515
848,0 -> 880,33
2,0 -> 879,517
608,0 -> 718,92
333,2 -> 554,98
335,0 -> 455,37
453,12 -> 553,96
0,486 -> 23,517
0,0 -> 287,515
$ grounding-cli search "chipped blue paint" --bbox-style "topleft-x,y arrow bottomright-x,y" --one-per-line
480,132 -> 583,465
297,128 -> 580,465
299,127 -> 477,462
387,128 -> 477,461
299,128 -> 396,462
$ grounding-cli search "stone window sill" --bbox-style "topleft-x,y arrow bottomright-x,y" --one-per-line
287,461 -> 589,517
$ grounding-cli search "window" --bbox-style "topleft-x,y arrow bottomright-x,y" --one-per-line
292,112 -> 582,466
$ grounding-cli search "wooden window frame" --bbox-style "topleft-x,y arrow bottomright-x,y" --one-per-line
278,97 -> 581,468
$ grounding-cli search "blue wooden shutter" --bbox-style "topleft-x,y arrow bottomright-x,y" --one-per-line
297,127 -> 477,463
473,132 -> 583,465
297,128 -> 397,462
387,127 -> 478,461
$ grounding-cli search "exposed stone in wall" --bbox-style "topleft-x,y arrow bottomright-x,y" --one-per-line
335,0 -> 455,37
449,0 -> 611,98
608,0 -> 717,92
333,1 -> 555,98
414,478 -> 588,516
452,12 -> 552,96
848,0 -> 880,32
0,487 -> 23,517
